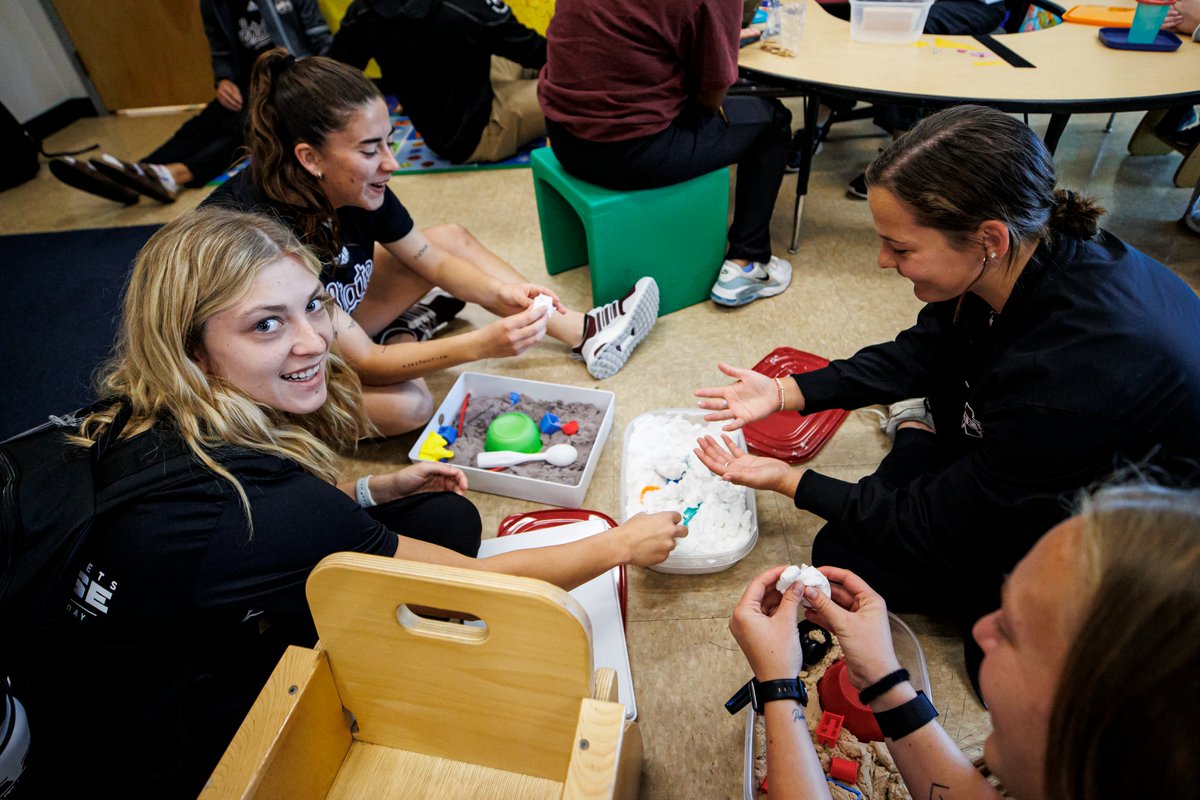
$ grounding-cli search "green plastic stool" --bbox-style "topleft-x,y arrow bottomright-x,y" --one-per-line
530,147 -> 729,316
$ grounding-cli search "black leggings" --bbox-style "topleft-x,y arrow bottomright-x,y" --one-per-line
367,491 -> 482,558
546,96 -> 792,264
811,429 -> 1000,623
142,99 -> 245,187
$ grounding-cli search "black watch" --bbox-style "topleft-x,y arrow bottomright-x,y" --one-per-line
725,677 -> 808,715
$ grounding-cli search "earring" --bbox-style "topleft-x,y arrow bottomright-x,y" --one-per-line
990,251 -> 997,259
316,171 -> 324,181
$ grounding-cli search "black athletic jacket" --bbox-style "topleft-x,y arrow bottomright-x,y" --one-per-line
792,231 -> 1200,577
330,0 -> 546,162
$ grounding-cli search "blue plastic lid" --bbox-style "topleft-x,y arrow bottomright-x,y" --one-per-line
1098,26 -> 1183,51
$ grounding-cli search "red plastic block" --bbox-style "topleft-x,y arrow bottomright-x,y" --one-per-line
829,756 -> 858,784
562,420 -> 579,435
815,711 -> 844,746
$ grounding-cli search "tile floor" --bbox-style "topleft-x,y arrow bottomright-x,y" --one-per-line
4,105 -> 1197,799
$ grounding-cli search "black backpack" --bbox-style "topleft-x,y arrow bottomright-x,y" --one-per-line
0,400 -> 195,690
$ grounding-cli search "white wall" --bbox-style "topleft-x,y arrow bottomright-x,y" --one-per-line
0,0 -> 88,123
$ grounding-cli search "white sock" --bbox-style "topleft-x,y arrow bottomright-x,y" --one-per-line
145,163 -> 178,194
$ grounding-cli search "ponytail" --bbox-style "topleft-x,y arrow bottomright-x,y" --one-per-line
244,48 -> 381,261
1049,189 -> 1104,240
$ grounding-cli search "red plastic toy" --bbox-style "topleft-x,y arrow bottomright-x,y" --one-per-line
759,776 -> 769,794
562,420 -> 579,435
829,757 -> 858,784
815,711 -> 845,746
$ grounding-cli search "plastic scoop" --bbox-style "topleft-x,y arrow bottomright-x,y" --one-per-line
476,444 -> 578,469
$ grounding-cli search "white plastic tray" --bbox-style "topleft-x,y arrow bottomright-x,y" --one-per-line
621,408 -> 758,574
742,612 -> 933,798
408,372 -> 614,507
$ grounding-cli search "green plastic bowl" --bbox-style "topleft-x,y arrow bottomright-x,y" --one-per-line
484,412 -> 542,453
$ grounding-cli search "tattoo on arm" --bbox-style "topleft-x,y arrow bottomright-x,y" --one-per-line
792,708 -> 804,725
413,243 -> 429,259
928,782 -> 950,800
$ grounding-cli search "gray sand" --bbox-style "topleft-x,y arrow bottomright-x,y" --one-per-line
436,393 -> 606,485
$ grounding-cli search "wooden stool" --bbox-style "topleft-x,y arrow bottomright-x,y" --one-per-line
531,147 -> 729,316
204,555 -> 642,799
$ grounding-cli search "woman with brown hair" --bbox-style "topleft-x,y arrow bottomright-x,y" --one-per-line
205,49 -> 660,436
694,105 -> 1200,679
730,482 -> 1200,799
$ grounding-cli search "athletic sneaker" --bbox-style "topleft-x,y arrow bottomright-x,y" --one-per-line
1184,202 -> 1200,236
49,156 -> 139,205
864,398 -> 935,441
846,171 -> 868,199
90,154 -> 177,203
573,276 -> 659,380
374,288 -> 466,344
710,256 -> 792,307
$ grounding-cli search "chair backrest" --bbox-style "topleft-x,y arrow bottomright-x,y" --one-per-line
305,554 -> 595,782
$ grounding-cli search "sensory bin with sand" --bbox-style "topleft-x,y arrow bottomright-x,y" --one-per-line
622,410 -> 757,573
743,614 -> 932,799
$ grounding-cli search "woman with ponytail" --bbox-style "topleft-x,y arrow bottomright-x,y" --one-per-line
694,106 -> 1200,684
205,49 -> 660,436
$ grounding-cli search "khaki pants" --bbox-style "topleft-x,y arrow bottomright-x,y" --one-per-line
466,57 -> 546,163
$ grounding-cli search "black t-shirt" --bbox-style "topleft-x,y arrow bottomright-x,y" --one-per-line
204,171 -> 416,314
28,432 -> 397,798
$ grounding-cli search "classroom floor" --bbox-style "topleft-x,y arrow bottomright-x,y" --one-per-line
5,106 -> 1198,798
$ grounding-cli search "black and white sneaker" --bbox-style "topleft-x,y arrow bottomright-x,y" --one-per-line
572,277 -> 659,379
374,289 -> 466,344
49,156 -> 139,205
846,171 -> 868,199
90,154 -> 177,203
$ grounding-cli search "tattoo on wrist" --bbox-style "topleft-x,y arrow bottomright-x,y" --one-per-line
398,355 -> 450,369
792,708 -> 804,725
928,782 -> 950,800
414,244 -> 429,259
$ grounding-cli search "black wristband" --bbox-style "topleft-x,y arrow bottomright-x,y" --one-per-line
750,678 -> 806,713
873,690 -> 938,741
857,668 -> 909,705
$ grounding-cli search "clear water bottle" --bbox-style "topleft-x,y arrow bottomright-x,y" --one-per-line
763,0 -> 782,37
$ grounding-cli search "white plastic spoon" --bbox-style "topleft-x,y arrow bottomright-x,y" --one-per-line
476,444 -> 578,469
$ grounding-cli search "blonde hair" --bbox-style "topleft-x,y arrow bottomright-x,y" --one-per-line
1045,483 -> 1200,798
76,207 -> 372,517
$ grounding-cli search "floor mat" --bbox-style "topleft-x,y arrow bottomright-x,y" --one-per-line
0,225 -> 160,439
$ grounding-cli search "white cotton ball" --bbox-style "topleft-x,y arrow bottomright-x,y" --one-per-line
776,563 -> 831,608
531,293 -> 556,321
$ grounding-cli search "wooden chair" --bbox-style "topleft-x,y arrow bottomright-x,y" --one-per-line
202,554 -> 642,799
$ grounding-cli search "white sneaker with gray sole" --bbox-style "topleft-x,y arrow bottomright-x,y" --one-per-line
573,277 -> 659,379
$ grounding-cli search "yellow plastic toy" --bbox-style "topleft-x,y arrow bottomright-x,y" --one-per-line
418,432 -> 455,462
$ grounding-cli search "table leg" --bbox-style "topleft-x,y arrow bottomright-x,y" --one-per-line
790,92 -> 822,253
1044,113 -> 1071,155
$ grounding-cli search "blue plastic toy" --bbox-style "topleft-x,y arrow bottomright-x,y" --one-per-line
436,424 -> 458,445
682,506 -> 700,525
507,391 -> 520,405
539,412 -> 562,435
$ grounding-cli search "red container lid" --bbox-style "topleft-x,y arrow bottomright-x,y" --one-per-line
743,347 -> 849,463
497,508 -> 626,626
817,659 -> 883,742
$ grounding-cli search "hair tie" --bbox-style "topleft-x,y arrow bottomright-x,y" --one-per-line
270,53 -> 296,79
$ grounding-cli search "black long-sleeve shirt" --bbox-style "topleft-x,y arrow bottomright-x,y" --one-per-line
793,231 -> 1200,575
330,0 -> 546,162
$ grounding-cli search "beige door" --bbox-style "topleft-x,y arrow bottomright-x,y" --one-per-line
51,0 -> 214,110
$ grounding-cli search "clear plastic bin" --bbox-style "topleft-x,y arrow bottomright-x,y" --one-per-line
742,613 -> 932,798
849,0 -> 934,43
621,408 -> 758,574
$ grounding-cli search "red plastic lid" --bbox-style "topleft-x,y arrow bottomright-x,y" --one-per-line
817,659 -> 883,742
497,508 -> 626,626
743,348 -> 849,463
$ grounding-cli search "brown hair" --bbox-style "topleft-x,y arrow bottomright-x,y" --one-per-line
245,48 -> 382,261
866,105 -> 1105,268
1045,483 -> 1200,799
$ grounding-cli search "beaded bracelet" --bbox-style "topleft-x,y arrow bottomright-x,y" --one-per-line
773,376 -> 786,413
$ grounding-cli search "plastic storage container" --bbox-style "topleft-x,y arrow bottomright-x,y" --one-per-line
621,409 -> 758,574
408,372 -> 614,507
849,0 -> 935,43
742,613 -> 932,799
